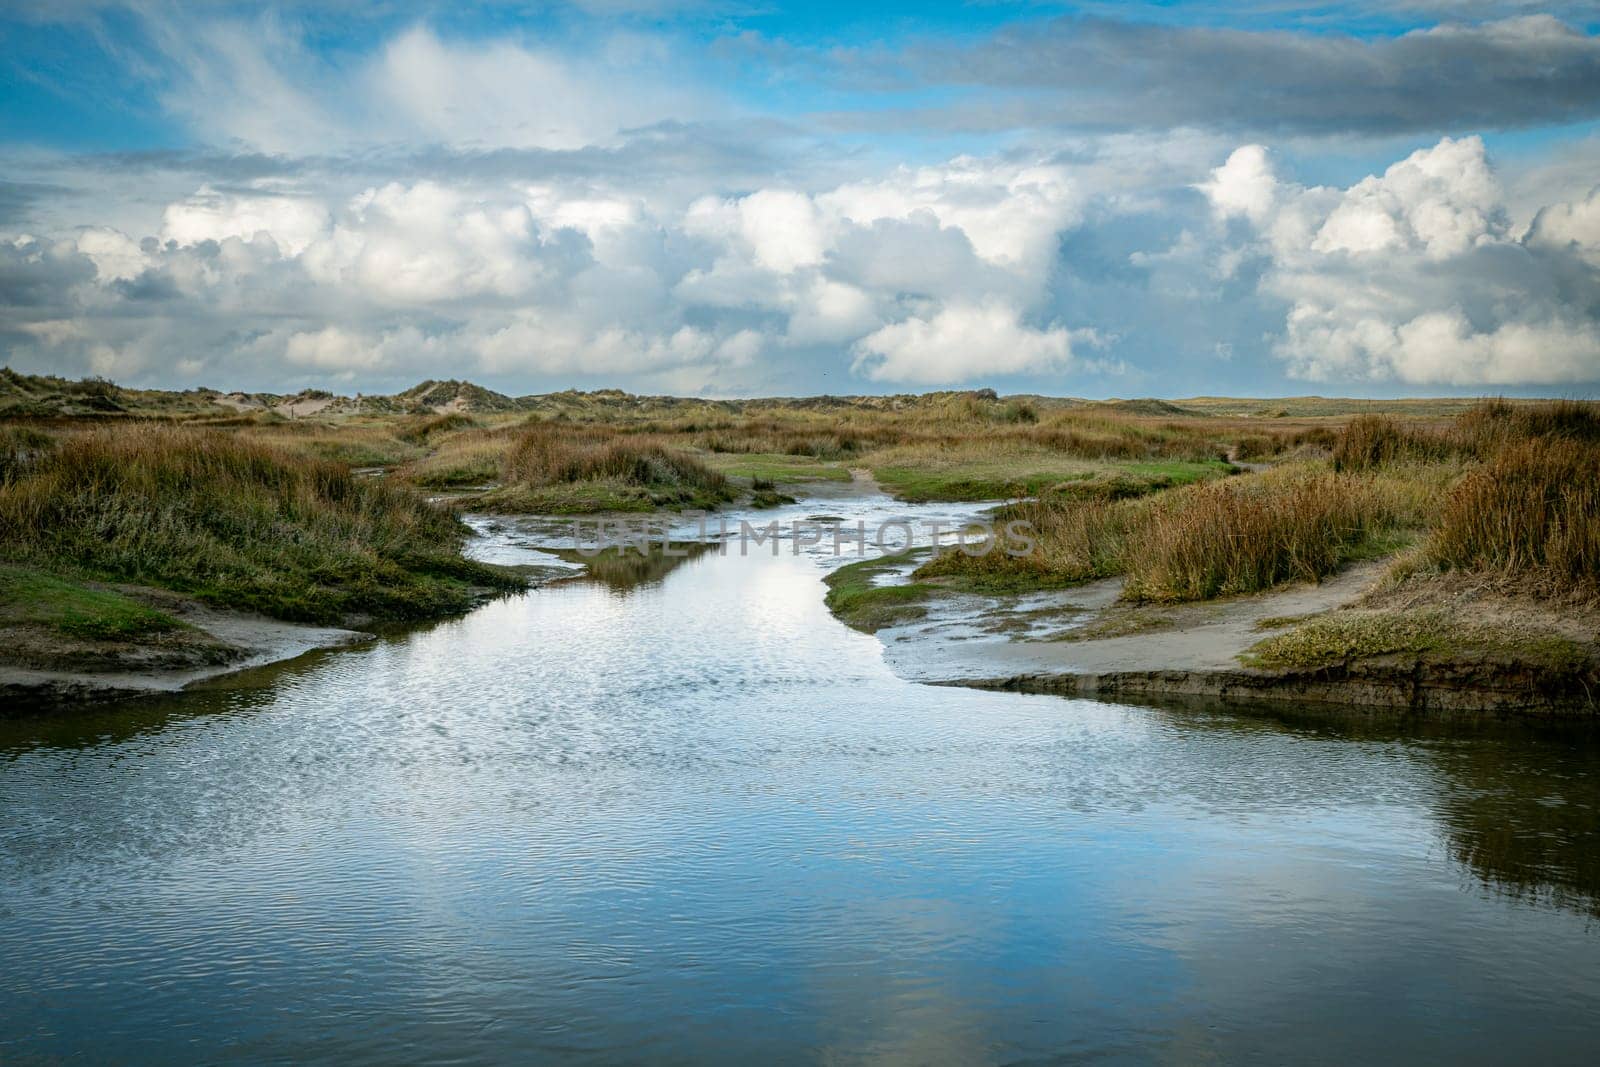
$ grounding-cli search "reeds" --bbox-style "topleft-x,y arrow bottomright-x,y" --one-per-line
0,425 -> 517,622
1429,438 -> 1600,596
1121,469 -> 1386,601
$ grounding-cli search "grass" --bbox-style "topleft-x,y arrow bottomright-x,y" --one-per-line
0,564 -> 184,641
239,420 -> 428,468
1427,438 -> 1600,598
399,430 -> 510,488
915,462 -> 1419,602
478,425 -> 735,514
1245,610 -> 1457,668
1121,467 -> 1396,602
868,451 -> 1229,503
0,425 -> 522,624
915,498 -> 1138,592
1244,609 -> 1593,674
823,551 -> 937,632
700,452 -> 852,484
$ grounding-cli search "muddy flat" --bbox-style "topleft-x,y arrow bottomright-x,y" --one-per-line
877,559 -> 1390,684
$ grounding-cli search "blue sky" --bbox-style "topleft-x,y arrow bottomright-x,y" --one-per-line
3,1 -> 1600,398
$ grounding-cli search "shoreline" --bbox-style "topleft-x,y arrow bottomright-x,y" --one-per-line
826,547 -> 1599,718
0,596 -> 376,711
9,474 -> 1597,719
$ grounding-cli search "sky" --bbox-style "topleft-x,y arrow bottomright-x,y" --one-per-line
2,1 -> 1600,399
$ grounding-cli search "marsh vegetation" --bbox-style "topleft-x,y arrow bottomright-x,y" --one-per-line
2,370 -> 1596,705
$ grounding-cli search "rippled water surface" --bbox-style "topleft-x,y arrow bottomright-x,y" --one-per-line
3,497 -> 1599,1064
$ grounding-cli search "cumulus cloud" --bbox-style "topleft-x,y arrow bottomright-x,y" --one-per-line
852,302 -> 1078,384
1203,136 -> 1600,385
0,145 -> 1116,389
162,187 -> 330,257
6,5 -> 1600,396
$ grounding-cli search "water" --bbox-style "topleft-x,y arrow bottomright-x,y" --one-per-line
3,495 -> 1599,1064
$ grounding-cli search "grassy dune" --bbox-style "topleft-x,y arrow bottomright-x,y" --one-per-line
0,425 -> 520,624
475,425 -> 736,513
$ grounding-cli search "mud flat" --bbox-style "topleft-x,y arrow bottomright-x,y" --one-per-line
840,557 -> 1600,717
0,590 -> 375,710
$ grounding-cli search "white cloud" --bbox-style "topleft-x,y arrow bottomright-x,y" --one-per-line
162,186 -> 331,257
1211,135 -> 1600,386
1310,137 -> 1499,260
1528,185 -> 1600,266
74,227 -> 148,283
1199,145 -> 1277,225
852,302 -> 1077,384
821,158 -> 1079,272
301,182 -> 544,304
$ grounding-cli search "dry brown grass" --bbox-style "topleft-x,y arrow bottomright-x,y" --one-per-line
1121,468 -> 1392,602
0,424 -> 516,621
1428,438 -> 1600,597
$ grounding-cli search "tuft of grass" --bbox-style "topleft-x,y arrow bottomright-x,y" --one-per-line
482,425 -> 734,513
0,564 -> 184,640
1428,438 -> 1600,597
1122,468 -> 1392,602
399,430 -> 510,488
824,552 -> 936,632
915,499 -> 1139,591
1332,414 -> 1456,472
0,425 -> 522,624
398,412 -> 480,444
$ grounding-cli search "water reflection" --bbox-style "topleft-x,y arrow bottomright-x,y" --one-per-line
1137,697 -> 1600,919
552,541 -> 720,593
2,514 -> 1598,1064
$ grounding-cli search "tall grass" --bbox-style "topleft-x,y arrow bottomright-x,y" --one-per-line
0,425 -> 517,622
487,425 -> 733,511
1332,414 -> 1455,471
1121,469 -> 1387,601
504,426 -> 728,493
1429,438 -> 1600,596
1335,400 -> 1600,472
915,497 -> 1140,589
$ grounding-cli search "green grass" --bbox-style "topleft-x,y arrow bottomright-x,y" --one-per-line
1243,610 -> 1593,673
0,565 -> 184,640
823,551 -> 937,632
869,455 -> 1229,503
0,425 -> 523,624
701,452 -> 852,484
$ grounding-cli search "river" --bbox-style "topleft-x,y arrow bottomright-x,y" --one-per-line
2,492 -> 1598,1064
